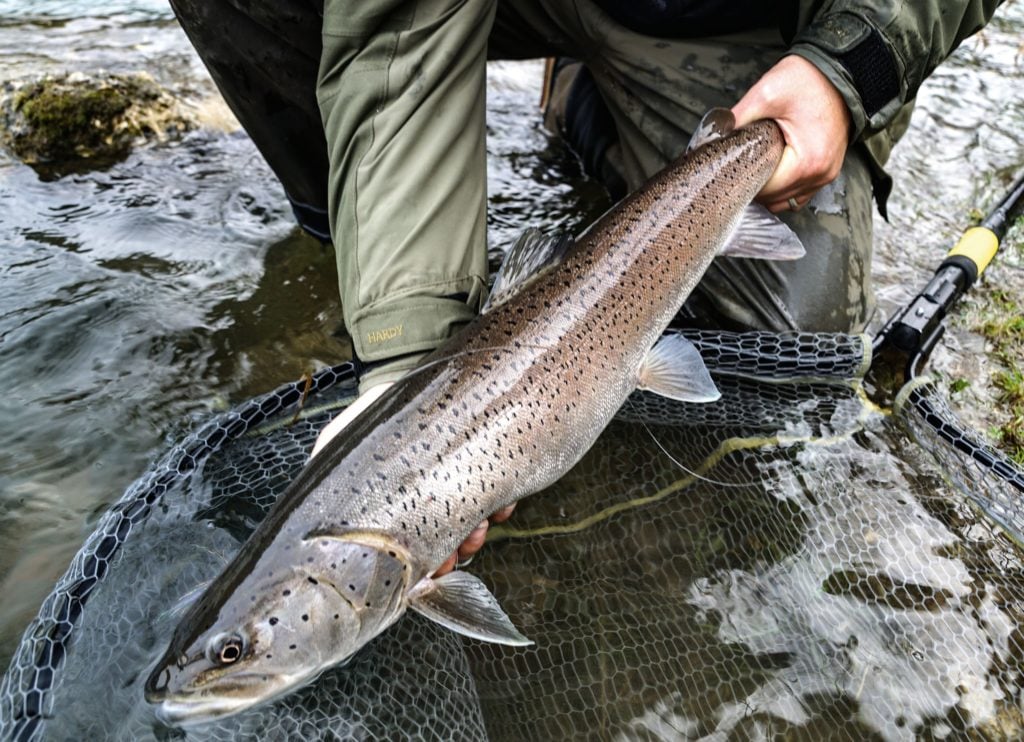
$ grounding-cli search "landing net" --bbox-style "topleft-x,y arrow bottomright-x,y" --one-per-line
2,330 -> 1023,741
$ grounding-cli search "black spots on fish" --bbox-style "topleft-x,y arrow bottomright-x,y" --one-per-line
289,644 -> 297,651
307,576 -> 319,585
388,550 -> 397,558
306,557 -> 314,564
347,584 -> 356,592
269,617 -> 279,626
283,589 -> 291,597
333,614 -> 340,620
384,579 -> 391,587
266,654 -> 272,659
301,614 -> 309,622
331,563 -> 337,569
251,595 -> 257,603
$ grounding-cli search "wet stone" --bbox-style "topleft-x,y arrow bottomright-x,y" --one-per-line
0,72 -> 195,176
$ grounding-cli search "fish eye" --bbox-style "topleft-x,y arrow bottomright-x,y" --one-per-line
206,632 -> 246,666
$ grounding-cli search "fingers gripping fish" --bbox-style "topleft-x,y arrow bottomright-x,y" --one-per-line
145,111 -> 804,724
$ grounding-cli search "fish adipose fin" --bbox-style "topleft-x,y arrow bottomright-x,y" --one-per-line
685,108 -> 736,153
410,571 -> 532,646
719,203 -> 806,261
637,334 -> 720,403
483,228 -> 575,312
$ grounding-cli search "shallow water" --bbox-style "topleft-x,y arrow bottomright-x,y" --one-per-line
0,4 -> 608,667
4,332 -> 1022,741
1,0 -> 1023,722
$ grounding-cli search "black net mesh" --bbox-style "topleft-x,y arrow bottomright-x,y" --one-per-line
2,330 -> 1023,741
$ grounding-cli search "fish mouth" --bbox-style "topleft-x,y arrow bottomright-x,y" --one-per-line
154,695 -> 259,727
148,674 -> 293,727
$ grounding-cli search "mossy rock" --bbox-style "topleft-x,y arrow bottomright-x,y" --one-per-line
0,72 -> 195,173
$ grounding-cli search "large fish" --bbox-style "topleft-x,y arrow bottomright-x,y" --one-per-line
145,110 -> 803,724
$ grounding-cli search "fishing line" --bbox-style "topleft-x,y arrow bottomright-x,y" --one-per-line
625,395 -> 748,488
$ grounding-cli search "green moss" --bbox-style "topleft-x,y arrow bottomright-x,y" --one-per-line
12,81 -> 135,161
975,241 -> 1024,465
949,378 -> 971,394
2,73 -> 190,173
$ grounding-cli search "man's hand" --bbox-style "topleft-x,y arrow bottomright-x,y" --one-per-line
731,55 -> 852,213
434,504 -> 516,577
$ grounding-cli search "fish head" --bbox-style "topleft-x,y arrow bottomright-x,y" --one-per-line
145,531 -> 413,725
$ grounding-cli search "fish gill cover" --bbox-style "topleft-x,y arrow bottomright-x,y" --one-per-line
2,329 -> 1023,741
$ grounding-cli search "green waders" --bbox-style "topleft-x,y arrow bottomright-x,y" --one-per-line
172,0 -> 891,391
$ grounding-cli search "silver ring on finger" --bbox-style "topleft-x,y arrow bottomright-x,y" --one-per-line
787,196 -> 800,211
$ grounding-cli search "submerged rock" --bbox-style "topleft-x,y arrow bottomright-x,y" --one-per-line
0,72 -> 195,173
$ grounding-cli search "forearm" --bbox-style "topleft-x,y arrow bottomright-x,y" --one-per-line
788,0 -> 1003,140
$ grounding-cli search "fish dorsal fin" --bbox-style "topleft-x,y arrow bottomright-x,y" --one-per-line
685,108 -> 736,154
482,228 -> 574,313
409,571 -> 532,645
637,333 -> 720,403
719,203 -> 806,260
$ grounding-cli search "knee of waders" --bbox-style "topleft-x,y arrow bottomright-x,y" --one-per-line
543,60 -> 627,200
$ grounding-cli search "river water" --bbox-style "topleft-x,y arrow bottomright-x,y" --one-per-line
1,0 -> 1023,710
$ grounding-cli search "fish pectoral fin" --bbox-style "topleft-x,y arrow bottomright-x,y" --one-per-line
719,203 -> 806,261
409,571 -> 533,646
637,334 -> 721,403
685,108 -> 735,153
482,228 -> 575,313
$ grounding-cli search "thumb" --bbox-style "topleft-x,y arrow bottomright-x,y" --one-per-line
730,98 -> 764,131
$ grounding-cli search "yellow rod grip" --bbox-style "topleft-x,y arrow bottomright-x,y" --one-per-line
948,226 -> 999,276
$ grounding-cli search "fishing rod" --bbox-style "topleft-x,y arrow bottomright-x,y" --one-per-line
870,169 -> 1024,494
872,169 -> 1024,383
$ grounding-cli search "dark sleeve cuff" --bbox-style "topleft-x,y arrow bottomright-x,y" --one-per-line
788,12 -> 905,141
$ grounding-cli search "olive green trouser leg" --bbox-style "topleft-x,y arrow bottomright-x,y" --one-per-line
319,0 -> 494,390
496,2 -> 878,333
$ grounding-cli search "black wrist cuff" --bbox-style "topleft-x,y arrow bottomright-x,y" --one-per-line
835,26 -> 900,119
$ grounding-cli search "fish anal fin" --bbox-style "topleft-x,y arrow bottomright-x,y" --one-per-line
483,228 -> 574,313
685,108 -> 736,154
409,571 -> 532,646
637,334 -> 720,403
719,203 -> 806,261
